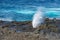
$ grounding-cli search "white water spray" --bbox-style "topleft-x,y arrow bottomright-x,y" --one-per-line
32,8 -> 45,28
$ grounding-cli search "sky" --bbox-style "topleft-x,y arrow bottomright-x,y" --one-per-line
0,0 -> 60,21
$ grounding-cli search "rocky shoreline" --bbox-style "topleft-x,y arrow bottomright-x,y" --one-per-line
0,18 -> 60,40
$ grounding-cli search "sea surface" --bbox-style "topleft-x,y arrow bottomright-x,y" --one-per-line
0,9 -> 60,21
0,0 -> 60,21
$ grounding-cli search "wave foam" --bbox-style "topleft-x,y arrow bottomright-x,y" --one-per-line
32,7 -> 45,28
0,18 -> 13,21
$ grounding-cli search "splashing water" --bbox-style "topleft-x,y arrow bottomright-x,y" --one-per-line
32,8 -> 45,28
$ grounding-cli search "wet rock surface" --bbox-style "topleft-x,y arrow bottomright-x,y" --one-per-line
0,21 -> 35,32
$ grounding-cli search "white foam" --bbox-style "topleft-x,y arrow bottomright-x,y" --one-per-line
0,18 -> 13,21
32,7 -> 45,28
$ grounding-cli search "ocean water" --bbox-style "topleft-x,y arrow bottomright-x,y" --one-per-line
0,0 -> 60,21
0,8 -> 60,21
0,12 -> 34,21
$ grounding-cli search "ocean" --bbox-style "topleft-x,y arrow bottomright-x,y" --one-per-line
0,9 -> 60,21
0,0 -> 60,21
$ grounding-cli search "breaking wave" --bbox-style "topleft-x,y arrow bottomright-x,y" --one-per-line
32,7 -> 45,28
0,18 -> 13,21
